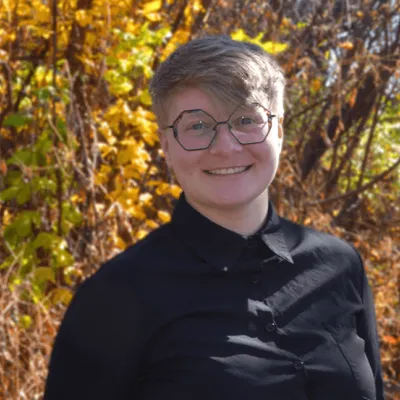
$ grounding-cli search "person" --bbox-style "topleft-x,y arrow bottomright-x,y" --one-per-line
43,35 -> 384,400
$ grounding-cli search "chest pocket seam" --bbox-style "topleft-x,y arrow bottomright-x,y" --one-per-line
323,317 -> 358,380
322,316 -> 374,400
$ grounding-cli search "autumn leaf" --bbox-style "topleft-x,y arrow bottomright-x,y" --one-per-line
383,335 -> 400,345
339,41 -> 354,50
231,29 -> 288,54
142,0 -> 162,14
51,288 -> 73,306
75,10 -> 93,27
18,315 -> 32,330
157,210 -> 171,223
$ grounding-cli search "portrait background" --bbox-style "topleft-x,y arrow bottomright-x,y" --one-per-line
0,0 -> 399,398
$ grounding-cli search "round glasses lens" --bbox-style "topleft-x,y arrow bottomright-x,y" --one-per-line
176,110 -> 216,149
229,104 -> 269,143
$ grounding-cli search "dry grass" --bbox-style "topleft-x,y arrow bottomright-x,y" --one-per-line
0,273 -> 62,400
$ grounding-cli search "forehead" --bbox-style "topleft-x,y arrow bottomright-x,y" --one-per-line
165,87 -> 235,123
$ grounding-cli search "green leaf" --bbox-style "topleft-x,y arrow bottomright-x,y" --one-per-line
33,232 -> 61,249
16,183 -> 31,205
4,210 -> 41,243
34,135 -> 53,165
18,315 -> 32,329
16,218 -> 32,238
56,118 -> 67,138
3,225 -> 18,244
2,112 -> 32,127
0,256 -> 14,270
37,87 -> 53,101
33,267 -> 56,284
4,170 -> 22,185
0,186 -> 19,201
52,248 -> 74,268
7,149 -> 33,166
19,253 -> 34,277
32,176 -> 57,193
51,287 -> 73,306
62,202 -> 82,226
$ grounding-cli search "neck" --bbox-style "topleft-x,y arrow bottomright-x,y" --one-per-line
185,190 -> 269,237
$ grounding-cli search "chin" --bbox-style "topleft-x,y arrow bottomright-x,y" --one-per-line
206,193 -> 258,209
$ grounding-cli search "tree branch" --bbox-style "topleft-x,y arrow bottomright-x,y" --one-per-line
305,156 -> 400,206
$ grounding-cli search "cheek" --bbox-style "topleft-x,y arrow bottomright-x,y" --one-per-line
168,149 -> 202,178
266,135 -> 282,159
252,142 -> 279,165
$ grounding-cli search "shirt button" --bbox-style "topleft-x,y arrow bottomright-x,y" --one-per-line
293,360 -> 305,370
265,322 -> 277,333
223,266 -> 228,272
251,274 -> 261,284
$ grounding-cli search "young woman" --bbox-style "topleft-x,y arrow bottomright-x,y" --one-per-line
44,35 -> 384,400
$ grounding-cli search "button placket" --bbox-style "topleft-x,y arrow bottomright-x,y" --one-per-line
265,321 -> 277,333
251,272 -> 261,284
246,236 -> 259,249
261,299 -> 277,334
293,360 -> 305,370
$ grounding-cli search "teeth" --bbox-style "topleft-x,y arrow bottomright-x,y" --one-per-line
206,166 -> 248,175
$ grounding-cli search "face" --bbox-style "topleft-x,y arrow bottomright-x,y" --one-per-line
159,87 -> 283,213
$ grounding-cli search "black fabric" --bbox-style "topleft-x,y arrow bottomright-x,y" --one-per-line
44,193 -> 384,400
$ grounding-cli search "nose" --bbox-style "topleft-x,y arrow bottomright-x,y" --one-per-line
208,123 -> 243,155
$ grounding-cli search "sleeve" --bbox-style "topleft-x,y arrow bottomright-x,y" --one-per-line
43,275 -> 156,400
354,251 -> 385,400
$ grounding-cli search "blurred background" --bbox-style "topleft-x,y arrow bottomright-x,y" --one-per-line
0,0 -> 399,398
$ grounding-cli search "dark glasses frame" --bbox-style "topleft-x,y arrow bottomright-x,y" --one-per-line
163,103 -> 277,151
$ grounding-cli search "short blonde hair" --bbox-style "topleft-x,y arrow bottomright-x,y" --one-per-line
150,35 -> 286,125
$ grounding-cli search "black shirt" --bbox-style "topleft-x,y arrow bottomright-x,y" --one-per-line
44,193 -> 384,400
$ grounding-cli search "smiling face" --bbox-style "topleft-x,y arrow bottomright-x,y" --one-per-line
159,87 -> 283,214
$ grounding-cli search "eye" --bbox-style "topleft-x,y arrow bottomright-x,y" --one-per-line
239,117 -> 255,125
191,121 -> 206,130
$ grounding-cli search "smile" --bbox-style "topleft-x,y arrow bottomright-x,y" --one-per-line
204,165 -> 252,175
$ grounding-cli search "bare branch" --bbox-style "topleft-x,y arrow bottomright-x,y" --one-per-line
305,156 -> 400,206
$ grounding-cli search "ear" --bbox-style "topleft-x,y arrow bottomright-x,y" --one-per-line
277,123 -> 284,139
278,117 -> 284,138
159,130 -> 172,167
277,119 -> 284,152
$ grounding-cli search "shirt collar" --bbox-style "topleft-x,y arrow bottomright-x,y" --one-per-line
171,193 -> 293,271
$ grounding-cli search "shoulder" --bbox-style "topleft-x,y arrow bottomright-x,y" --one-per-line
279,215 -> 360,260
55,229 -> 171,358
93,223 -> 175,284
68,223 -> 175,321
279,216 -> 364,286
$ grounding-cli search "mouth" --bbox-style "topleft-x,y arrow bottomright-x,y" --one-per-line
204,165 -> 253,176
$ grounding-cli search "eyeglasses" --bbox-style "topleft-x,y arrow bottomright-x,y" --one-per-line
164,103 -> 276,151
